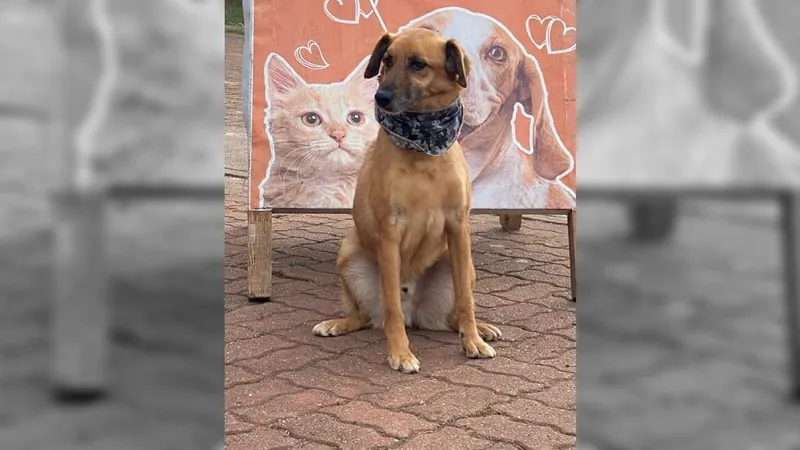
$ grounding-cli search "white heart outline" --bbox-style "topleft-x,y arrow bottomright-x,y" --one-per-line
323,0 -> 360,25
525,15 -> 557,50
360,0 -> 378,18
545,16 -> 576,55
293,40 -> 330,70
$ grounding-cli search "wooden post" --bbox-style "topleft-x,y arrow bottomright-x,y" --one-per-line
499,214 -> 523,231
248,208 -> 273,301
568,209 -> 577,302
780,192 -> 800,400
628,198 -> 679,242
50,0 -> 111,402
51,189 -> 109,401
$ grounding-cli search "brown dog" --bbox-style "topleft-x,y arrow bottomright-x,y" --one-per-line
312,28 -> 501,373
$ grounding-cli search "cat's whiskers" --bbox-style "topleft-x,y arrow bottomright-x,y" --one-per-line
290,146 -> 328,184
278,144 -> 316,171
281,145 -> 325,185
277,143 -> 317,185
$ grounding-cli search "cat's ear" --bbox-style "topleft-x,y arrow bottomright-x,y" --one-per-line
265,53 -> 304,96
347,57 -> 380,95
364,33 -> 394,79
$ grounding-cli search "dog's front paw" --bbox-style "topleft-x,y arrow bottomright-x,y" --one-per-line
312,319 -> 350,337
477,322 -> 502,342
387,349 -> 420,373
461,334 -> 497,359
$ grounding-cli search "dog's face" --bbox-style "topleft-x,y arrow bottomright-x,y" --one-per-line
364,29 -> 470,113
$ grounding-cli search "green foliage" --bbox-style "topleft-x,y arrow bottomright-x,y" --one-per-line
224,0 -> 244,27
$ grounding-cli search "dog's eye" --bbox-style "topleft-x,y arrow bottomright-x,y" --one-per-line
347,111 -> 365,125
382,54 -> 393,68
487,45 -> 507,62
409,60 -> 427,72
301,112 -> 322,126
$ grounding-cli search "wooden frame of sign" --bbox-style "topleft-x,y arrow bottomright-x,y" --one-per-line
243,0 -> 580,303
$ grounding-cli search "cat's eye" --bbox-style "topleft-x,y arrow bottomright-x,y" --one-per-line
301,112 -> 322,126
347,111 -> 365,125
487,45 -> 507,62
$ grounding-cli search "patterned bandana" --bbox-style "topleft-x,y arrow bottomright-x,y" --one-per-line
375,98 -> 464,157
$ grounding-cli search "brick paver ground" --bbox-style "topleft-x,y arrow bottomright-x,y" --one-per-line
223,34 -> 577,449
224,180 -> 577,449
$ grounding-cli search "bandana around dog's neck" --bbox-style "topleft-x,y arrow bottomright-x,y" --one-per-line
375,98 -> 464,157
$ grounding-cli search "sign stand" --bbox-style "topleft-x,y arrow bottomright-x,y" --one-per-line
499,214 -> 523,231
241,3 -> 581,319
52,0 -> 110,401
781,192 -> 800,399
568,209 -> 577,302
247,208 -> 273,301
51,189 -> 111,401
246,210 -> 579,304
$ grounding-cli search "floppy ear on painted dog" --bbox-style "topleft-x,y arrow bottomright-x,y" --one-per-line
444,39 -> 470,88
365,33 -> 394,79
517,56 -> 573,180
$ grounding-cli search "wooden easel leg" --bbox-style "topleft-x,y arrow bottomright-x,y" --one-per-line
499,214 -> 523,231
51,189 -> 109,402
247,208 -> 273,302
568,209 -> 577,302
628,198 -> 679,243
780,192 -> 800,400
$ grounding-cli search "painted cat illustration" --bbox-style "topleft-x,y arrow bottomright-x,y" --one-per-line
259,54 -> 379,208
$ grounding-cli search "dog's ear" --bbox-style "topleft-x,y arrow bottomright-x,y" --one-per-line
365,33 -> 394,79
444,39 -> 470,88
517,56 -> 573,180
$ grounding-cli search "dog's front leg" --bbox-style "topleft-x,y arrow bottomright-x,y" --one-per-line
378,240 -> 420,373
447,212 -> 497,359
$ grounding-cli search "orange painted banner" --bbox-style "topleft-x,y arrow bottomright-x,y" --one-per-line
247,0 -> 576,210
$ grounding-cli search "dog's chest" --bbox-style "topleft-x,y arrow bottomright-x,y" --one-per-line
394,207 -> 449,280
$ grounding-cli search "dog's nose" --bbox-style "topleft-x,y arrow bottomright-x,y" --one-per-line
374,89 -> 394,108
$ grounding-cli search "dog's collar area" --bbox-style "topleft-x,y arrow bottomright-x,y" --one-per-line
375,99 -> 464,157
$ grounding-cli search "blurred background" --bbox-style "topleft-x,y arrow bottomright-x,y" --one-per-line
0,0 -> 223,448
4,0 -> 800,448
577,0 -> 800,448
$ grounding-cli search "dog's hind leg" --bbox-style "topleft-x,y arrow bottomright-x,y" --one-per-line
312,283 -> 370,337
313,230 -> 377,337
415,259 -> 502,341
411,260 -> 455,331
